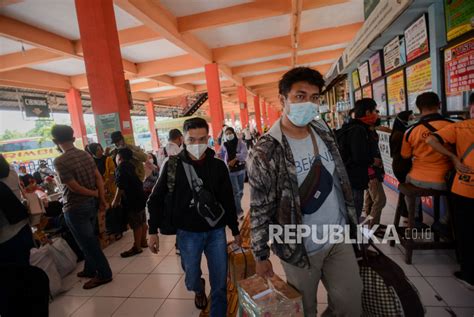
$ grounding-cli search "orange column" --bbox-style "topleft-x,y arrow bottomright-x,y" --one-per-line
230,111 -> 236,126
65,88 -> 88,148
204,63 -> 224,142
145,100 -> 160,151
253,95 -> 262,134
238,86 -> 249,128
75,0 -> 134,146
262,100 -> 268,128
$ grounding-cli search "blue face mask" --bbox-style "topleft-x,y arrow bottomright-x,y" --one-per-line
286,102 -> 319,127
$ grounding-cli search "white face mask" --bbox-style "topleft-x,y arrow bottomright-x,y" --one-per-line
186,144 -> 208,159
286,101 -> 320,127
226,134 -> 235,141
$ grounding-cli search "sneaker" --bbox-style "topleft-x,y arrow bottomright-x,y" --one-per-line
120,246 -> 143,258
454,271 -> 474,291
77,271 -> 96,278
83,277 -> 112,290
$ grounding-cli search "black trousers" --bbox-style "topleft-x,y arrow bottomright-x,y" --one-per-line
451,193 -> 474,284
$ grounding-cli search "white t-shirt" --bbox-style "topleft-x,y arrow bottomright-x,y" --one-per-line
286,131 -> 345,255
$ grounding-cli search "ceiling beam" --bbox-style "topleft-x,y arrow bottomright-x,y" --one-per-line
290,0 -> 303,67
213,22 -> 362,64
172,72 -> 205,85
195,80 -> 235,92
244,71 -> 287,87
130,81 -> 160,92
0,68 -> 72,92
0,48 -> 64,72
177,0 -> 348,33
137,54 -> 202,78
150,88 -> 187,99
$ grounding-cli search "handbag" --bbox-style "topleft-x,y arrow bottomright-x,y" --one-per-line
182,161 -> 225,227
358,241 -> 425,316
0,181 -> 29,225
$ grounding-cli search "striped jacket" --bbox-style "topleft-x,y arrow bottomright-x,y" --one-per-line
247,118 -> 358,268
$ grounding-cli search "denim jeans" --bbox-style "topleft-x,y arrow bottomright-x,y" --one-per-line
230,169 -> 246,215
64,199 -> 112,279
177,227 -> 227,317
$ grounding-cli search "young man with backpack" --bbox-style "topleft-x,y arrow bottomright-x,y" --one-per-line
147,117 -> 241,316
337,98 -> 378,218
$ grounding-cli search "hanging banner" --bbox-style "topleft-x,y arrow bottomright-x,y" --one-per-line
444,38 -> 474,95
406,58 -> 432,112
22,96 -> 50,118
369,52 -> 383,80
363,85 -> 373,99
373,79 -> 387,116
95,113 -> 121,147
358,61 -> 371,86
386,70 -> 406,115
352,69 -> 361,90
384,36 -> 407,73
355,89 -> 362,101
404,14 -> 429,62
444,0 -> 474,41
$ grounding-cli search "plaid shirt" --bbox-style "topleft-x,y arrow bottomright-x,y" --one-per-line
54,147 -> 97,212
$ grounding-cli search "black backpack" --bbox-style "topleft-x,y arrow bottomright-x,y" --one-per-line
335,125 -> 362,164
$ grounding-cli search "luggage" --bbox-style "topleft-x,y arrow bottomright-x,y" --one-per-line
237,274 -> 304,317
49,238 -> 77,278
30,246 -> 62,296
359,242 -> 425,316
228,243 -> 256,285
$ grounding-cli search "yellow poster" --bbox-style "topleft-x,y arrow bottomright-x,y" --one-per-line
406,58 -> 432,112
363,85 -> 372,99
2,147 -> 59,163
386,70 -> 406,115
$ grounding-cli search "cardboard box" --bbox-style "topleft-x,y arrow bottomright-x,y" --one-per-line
238,274 -> 304,317
228,244 -> 256,285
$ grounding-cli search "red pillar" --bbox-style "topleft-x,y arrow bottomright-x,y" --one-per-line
65,88 -> 88,148
253,95 -> 262,134
230,111 -> 236,126
262,100 -> 268,128
204,63 -> 224,143
145,100 -> 160,151
238,86 -> 249,128
75,0 -> 134,146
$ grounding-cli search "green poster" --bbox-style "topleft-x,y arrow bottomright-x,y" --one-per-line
445,0 -> 474,41
95,113 -> 121,147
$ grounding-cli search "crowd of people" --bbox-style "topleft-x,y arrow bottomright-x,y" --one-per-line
0,67 -> 472,316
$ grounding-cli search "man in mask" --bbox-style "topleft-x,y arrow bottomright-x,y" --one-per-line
147,117 -> 241,316
110,131 -> 147,181
247,67 -> 362,316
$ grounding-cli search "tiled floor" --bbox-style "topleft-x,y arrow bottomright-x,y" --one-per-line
50,185 -> 474,316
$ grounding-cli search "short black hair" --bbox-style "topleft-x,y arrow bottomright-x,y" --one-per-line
278,67 -> 325,97
416,92 -> 440,111
51,125 -> 74,143
354,98 -> 377,118
469,92 -> 474,105
225,127 -> 236,135
183,117 -> 209,133
168,129 -> 183,141
110,131 -> 124,143
117,148 -> 133,161
88,143 -> 102,156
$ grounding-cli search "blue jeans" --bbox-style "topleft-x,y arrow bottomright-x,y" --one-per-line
230,169 -> 246,215
64,199 -> 112,279
177,227 -> 227,317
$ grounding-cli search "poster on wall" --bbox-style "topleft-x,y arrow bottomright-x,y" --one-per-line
354,89 -> 362,101
352,70 -> 361,90
404,14 -> 429,62
444,38 -> 474,111
358,62 -> 371,86
363,85 -> 373,99
384,36 -> 407,73
369,52 -> 383,80
373,79 -> 387,116
377,131 -> 399,189
444,0 -> 474,41
95,113 -> 121,147
386,70 -> 406,115
406,58 -> 432,112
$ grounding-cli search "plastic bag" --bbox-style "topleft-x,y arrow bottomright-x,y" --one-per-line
48,238 -> 77,278
30,246 -> 62,296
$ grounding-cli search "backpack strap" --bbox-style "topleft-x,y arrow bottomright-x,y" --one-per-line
167,156 -> 178,194
421,121 -> 438,133
461,143 -> 474,162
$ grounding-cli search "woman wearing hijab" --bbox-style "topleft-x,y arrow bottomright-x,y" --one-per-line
218,127 -> 248,219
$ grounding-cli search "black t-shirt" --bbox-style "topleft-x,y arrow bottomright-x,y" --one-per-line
115,161 -> 146,212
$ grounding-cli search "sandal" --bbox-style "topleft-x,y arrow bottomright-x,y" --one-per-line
120,246 -> 143,258
194,278 -> 208,310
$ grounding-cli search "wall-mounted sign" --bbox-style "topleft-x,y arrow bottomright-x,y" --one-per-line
386,70 -> 406,115
362,85 -> 373,99
358,61 -> 371,86
22,96 -> 50,118
406,58 -> 432,112
444,0 -> 474,41
372,79 -> 387,116
352,69 -> 361,90
369,52 -> 383,80
354,89 -> 362,101
95,113 -> 121,147
404,14 -> 429,62
444,38 -> 474,95
383,36 -> 406,73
